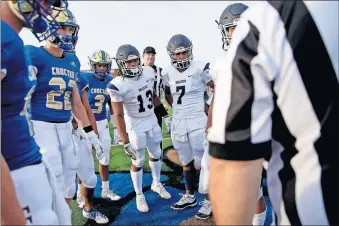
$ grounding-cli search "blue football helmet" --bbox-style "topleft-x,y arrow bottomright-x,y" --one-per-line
89,50 -> 112,79
7,0 -> 69,42
48,9 -> 79,51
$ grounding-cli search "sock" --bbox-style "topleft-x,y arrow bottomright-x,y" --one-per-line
252,208 -> 267,226
203,194 -> 209,200
164,117 -> 171,131
110,114 -> 116,128
102,180 -> 110,192
83,207 -> 93,213
271,211 -> 276,226
149,160 -> 162,186
130,169 -> 143,195
188,194 -> 195,198
183,168 -> 196,193
77,188 -> 82,197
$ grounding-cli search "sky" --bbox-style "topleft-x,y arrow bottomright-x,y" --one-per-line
19,1 -> 258,70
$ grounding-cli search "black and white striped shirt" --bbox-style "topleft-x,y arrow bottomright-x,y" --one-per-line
143,64 -> 164,99
208,1 -> 338,225
153,65 -> 163,99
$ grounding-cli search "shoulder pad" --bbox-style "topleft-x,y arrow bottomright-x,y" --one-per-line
107,82 -> 120,91
25,45 -> 39,56
203,62 -> 210,71
25,45 -> 42,64
142,65 -> 155,74
142,66 -> 156,79
109,76 -> 124,90
191,61 -> 209,72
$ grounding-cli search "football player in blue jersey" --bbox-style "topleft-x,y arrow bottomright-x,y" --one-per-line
63,32 -> 109,223
25,9 -> 105,213
83,50 -> 122,201
1,0 -> 71,225
71,71 -> 109,224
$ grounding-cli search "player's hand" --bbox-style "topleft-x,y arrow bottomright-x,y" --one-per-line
123,142 -> 137,160
87,131 -> 104,160
73,126 -> 86,140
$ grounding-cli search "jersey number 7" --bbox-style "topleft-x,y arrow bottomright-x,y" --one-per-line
176,86 -> 185,105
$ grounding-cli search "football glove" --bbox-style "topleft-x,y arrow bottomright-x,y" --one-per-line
86,131 -> 104,161
123,142 -> 137,160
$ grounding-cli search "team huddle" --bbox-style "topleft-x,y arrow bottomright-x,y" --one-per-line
2,0 -> 269,225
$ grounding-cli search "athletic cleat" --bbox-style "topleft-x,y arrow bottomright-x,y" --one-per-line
151,183 -> 171,199
101,190 -> 121,201
171,193 -> 197,210
82,208 -> 109,224
195,199 -> 212,220
136,193 -> 149,212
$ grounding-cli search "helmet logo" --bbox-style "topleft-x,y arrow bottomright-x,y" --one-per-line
173,47 -> 186,53
127,55 -> 138,60
233,18 -> 240,25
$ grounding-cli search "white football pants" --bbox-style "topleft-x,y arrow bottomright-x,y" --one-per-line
171,117 -> 206,167
11,161 -> 71,225
73,133 -> 97,189
128,124 -> 163,168
32,120 -> 79,199
96,119 -> 112,166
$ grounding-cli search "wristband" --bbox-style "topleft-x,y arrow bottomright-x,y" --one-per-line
83,125 -> 93,133
154,104 -> 168,117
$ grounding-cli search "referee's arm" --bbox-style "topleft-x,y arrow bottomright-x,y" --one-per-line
207,3 -> 278,225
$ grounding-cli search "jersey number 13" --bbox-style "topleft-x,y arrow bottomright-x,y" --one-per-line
137,90 -> 153,113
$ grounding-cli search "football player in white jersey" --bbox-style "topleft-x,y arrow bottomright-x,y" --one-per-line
198,3 -> 267,224
162,34 -> 214,211
107,44 -> 171,213
108,61 -> 122,145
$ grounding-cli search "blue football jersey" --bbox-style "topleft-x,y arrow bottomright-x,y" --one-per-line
86,73 -> 112,121
1,21 -> 41,171
26,46 -> 81,122
71,71 -> 89,124
76,71 -> 89,98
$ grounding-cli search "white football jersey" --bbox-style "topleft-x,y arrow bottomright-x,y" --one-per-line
107,66 -> 158,133
163,61 -> 212,119
210,56 -> 224,83
205,56 -> 225,106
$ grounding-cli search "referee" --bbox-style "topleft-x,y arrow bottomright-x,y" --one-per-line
142,46 -> 172,139
208,1 -> 338,225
